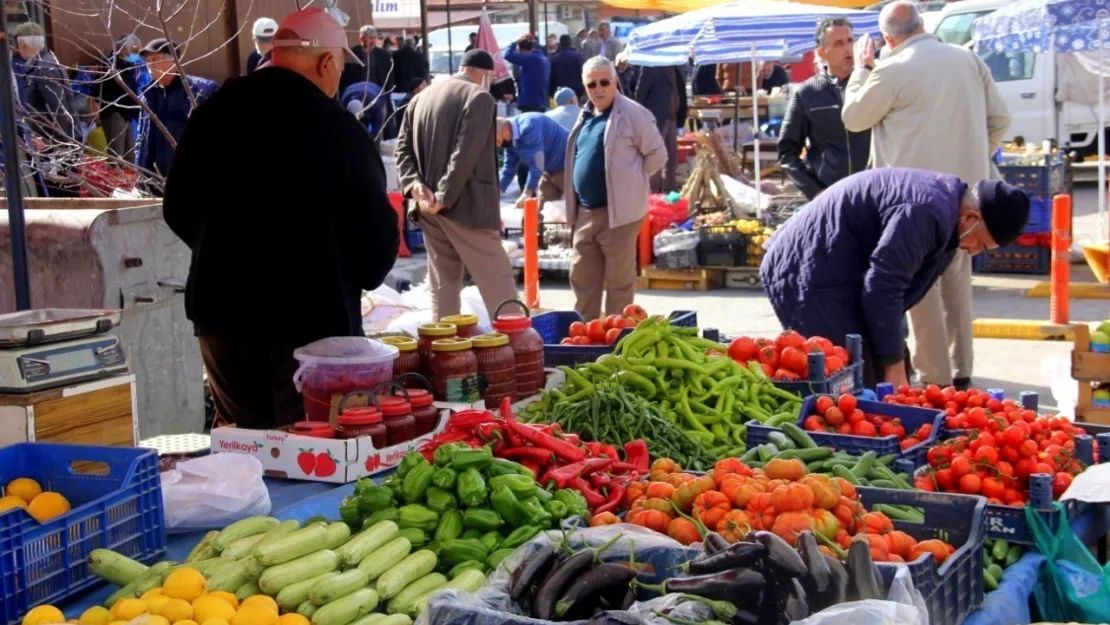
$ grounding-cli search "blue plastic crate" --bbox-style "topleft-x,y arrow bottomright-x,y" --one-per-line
771,334 -> 865,397
747,396 -> 944,468
0,444 -> 166,625
1023,197 -> 1051,234
406,228 -> 424,250
857,487 -> 986,625
971,241 -> 1049,275
998,160 -> 1066,196
533,310 -> 697,368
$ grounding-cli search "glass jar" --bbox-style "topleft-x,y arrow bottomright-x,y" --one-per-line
378,395 -> 416,446
407,389 -> 440,437
382,336 -> 422,382
417,323 -> 457,375
429,338 -> 480,403
472,333 -> 517,408
441,314 -> 481,338
337,406 -> 387,448
491,301 -> 546,400
290,421 -> 336,439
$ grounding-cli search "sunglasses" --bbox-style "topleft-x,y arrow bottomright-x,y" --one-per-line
586,79 -> 612,89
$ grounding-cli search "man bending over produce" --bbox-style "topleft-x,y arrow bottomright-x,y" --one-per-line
760,168 -> 1029,388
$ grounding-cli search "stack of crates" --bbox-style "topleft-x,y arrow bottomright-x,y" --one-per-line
973,154 -> 1066,274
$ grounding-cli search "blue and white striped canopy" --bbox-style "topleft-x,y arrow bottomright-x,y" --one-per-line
973,0 -> 1110,53
626,0 -> 880,66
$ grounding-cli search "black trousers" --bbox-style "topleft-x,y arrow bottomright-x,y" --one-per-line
199,335 -> 304,429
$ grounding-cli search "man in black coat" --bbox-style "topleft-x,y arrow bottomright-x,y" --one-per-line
634,64 -> 687,192
392,37 -> 429,97
164,8 -> 399,429
341,25 -> 395,94
548,35 -> 585,100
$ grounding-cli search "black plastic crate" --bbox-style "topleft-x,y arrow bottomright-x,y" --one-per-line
655,248 -> 699,270
971,240 -> 1049,274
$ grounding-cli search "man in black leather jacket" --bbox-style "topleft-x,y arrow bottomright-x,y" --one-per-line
778,18 -> 871,200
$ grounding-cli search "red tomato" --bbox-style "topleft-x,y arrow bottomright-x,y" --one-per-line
837,394 -> 858,415
1002,426 -> 1026,448
617,317 -> 639,329
803,415 -> 825,431
958,473 -> 982,494
974,446 -> 999,466
900,437 -> 920,450
780,346 -> 809,376
560,338 -> 573,345
837,424 -> 853,434
853,421 -> 878,437
1053,472 -> 1074,498
586,319 -> 607,343
935,468 -> 955,490
980,477 -> 1005,499
569,321 -> 588,337
728,337 -> 759,363
622,304 -> 648,321
833,346 -> 851,364
604,314 -> 622,330
1019,439 -> 1039,457
775,330 -> 806,351
774,368 -> 802,381
760,363 -> 775,377
848,409 -> 866,425
825,407 -> 845,426
570,336 -> 591,345
815,395 -> 835,415
758,346 -> 780,368
604,328 -> 622,345
825,356 -> 845,375
950,456 -> 972,478
803,337 -> 834,357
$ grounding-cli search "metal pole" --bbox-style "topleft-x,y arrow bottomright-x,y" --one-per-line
751,44 -> 761,219
1099,15 -> 1107,233
446,0 -> 453,74
419,0 -> 429,70
0,4 -> 32,311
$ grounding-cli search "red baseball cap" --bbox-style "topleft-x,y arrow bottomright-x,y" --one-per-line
272,8 -> 363,66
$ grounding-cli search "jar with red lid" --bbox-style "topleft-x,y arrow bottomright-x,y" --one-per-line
407,389 -> 440,436
336,406 -> 387,447
290,421 -> 336,439
382,336 -> 422,383
429,338 -> 480,403
417,323 -> 457,374
491,300 -> 545,400
441,314 -> 481,338
373,382 -> 416,446
472,333 -> 517,408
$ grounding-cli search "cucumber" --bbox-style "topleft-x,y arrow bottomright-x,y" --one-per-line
103,561 -> 171,605
387,573 -> 446,615
311,588 -> 379,625
310,569 -> 370,605
259,550 -> 341,595
255,524 -> 329,566
357,537 -> 412,581
238,556 -> 265,581
376,550 -> 437,600
235,581 -> 261,602
297,601 -> 319,618
347,615 -> 389,625
991,539 -> 1009,562
88,549 -> 148,586
276,573 -> 338,612
172,557 -> 233,577
782,423 -> 817,448
368,617 -> 410,625
215,516 -> 281,552
410,569 -> 486,616
208,561 -> 250,592
185,531 -> 220,563
134,561 -> 178,596
323,522 -> 352,550
222,534 -> 266,560
1005,544 -> 1023,567
252,519 -> 301,553
337,521 -> 400,568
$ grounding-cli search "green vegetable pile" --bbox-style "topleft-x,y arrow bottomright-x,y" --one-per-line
983,538 -> 1023,590
340,448 -> 590,578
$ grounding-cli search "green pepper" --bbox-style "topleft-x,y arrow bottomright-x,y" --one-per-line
362,507 -> 399,529
435,509 -> 463,543
358,485 -> 395,513
448,560 -> 485,578
460,529 -> 482,540
544,500 -> 569,521
518,497 -> 552,527
450,446 -> 494,471
532,486 -> 554,503
489,474 -> 537,500
500,525 -> 541,550
397,452 -> 429,478
354,477 -> 378,496
381,474 -> 405,499
478,531 -> 503,552
490,484 -> 526,527
432,467 -> 458,490
434,442 -> 467,468
553,489 -> 589,519
457,468 -> 488,507
397,527 -> 428,547
425,487 -> 458,514
488,458 -> 534,478
487,548 -> 514,569
462,507 -> 504,531
440,539 -> 489,565
398,504 -> 440,532
338,495 -> 362,525
402,461 -> 436,504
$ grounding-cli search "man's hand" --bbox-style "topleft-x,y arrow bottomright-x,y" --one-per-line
410,182 -> 434,208
854,36 -> 876,69
514,190 -> 535,208
422,202 -> 447,215
883,362 -> 909,388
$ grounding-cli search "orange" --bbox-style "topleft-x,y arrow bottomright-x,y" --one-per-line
27,492 -> 70,523
6,478 -> 41,505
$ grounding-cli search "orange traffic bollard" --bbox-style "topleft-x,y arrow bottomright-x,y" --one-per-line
1050,193 -> 1071,324
523,197 -> 540,309
389,192 -> 411,258
638,219 -> 652,271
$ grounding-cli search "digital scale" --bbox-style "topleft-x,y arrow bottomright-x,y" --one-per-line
0,309 -> 129,393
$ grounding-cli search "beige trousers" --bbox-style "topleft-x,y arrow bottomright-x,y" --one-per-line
570,208 -> 643,320
538,171 -> 565,211
419,211 -> 518,320
908,250 -> 973,384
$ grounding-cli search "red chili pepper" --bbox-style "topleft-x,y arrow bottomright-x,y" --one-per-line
429,431 -> 478,446
520,459 -> 541,478
623,439 -> 650,473
540,423 -> 564,436
498,398 -> 525,446
477,422 -> 502,442
449,409 -> 496,429
583,441 -> 603,457
594,482 -> 626,514
600,445 -> 620,460
561,433 -> 580,444
609,461 -> 637,474
541,457 -> 613,489
589,472 -> 611,488
498,447 -> 555,465
506,421 -> 587,463
569,476 -> 607,508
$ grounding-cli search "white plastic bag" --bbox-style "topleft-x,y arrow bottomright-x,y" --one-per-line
1042,355 -> 1078,419
161,454 -> 271,532
789,599 -> 926,625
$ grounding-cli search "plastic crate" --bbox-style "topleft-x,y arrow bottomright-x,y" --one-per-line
747,396 -> 945,468
696,227 -> 746,267
533,310 -> 697,368
0,444 -> 166,625
738,231 -> 766,267
857,487 -> 986,625
655,249 -> 698,270
998,160 -> 1066,196
406,228 -> 424,250
1023,197 -> 1051,234
771,334 -> 865,398
971,240 -> 1049,275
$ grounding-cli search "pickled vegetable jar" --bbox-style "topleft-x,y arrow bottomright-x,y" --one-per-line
407,389 -> 440,436
441,314 -> 481,338
491,301 -> 545,400
472,333 -> 517,408
293,337 -> 399,422
417,323 -> 457,374
290,421 -> 336,439
378,395 -> 416,445
382,336 -> 421,382
337,406 -> 387,448
429,338 -> 480,403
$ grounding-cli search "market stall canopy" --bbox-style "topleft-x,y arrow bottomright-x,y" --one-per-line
625,0 -> 880,66
972,0 -> 1110,52
601,0 -> 875,11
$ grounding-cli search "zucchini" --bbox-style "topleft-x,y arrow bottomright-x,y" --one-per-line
235,581 -> 261,602
172,557 -> 232,578
336,521 -> 399,568
221,534 -> 265,560
376,550 -> 438,599
782,423 -> 817,448
185,531 -> 220,564
208,561 -> 250,592
134,561 -> 178,596
310,569 -> 371,605
409,568 -> 486,616
259,550 -> 341,595
387,573 -> 446,615
88,549 -> 149,586
323,522 -> 352,550
238,556 -> 265,581
104,562 -> 173,606
254,524 -> 329,566
252,519 -> 301,554
347,615 -> 389,625
358,537 -> 413,581
297,600 -> 319,618
276,573 -> 336,612
767,431 -> 796,450
311,588 -> 379,625
215,516 -> 280,552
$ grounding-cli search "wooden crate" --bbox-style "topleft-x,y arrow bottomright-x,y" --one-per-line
723,267 -> 763,289
639,266 -> 724,291
0,375 -> 137,447
1071,324 -> 1110,424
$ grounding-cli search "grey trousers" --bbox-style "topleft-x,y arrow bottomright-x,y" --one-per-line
908,250 -> 974,384
101,112 -> 135,163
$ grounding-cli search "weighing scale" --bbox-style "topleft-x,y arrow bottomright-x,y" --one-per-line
0,309 -> 128,393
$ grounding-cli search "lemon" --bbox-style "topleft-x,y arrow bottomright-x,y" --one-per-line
192,596 -> 235,624
207,592 -> 238,611
27,492 -> 70,523
277,615 -> 309,625
7,478 -> 43,504
163,568 -> 206,602
177,621 -> 200,625
111,599 -> 147,622
142,616 -> 170,625
145,595 -> 172,616
23,606 -> 66,625
158,600 -> 192,624
78,606 -> 112,625
141,589 -> 164,600
230,605 -> 278,625
237,597 -> 277,617
108,621 -> 128,625
201,619 -> 230,625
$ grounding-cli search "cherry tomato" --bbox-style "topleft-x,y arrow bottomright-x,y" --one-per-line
837,394 -> 858,415
974,446 -> 999,465
935,468 -> 955,490
1019,439 -> 1039,458
586,319 -> 607,343
848,409 -> 866,425
803,415 -> 825,431
825,407 -> 845,426
980,477 -> 1006,499
604,314 -> 622,330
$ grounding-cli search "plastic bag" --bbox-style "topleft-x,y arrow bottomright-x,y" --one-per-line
653,228 -> 700,256
1028,502 -> 1110,622
1042,355 -> 1078,419
788,599 -> 925,625
161,454 -> 271,532
648,194 -> 690,238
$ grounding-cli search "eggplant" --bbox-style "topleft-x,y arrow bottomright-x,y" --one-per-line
510,543 -> 559,601
796,532 -> 834,611
651,568 -> 766,603
685,541 -> 767,575
752,531 -> 807,578
822,554 -> 849,606
534,550 -> 599,619
678,594 -> 739,621
730,610 -> 759,625
846,537 -> 883,602
599,583 -> 634,611
783,578 -> 809,622
589,611 -> 646,625
554,563 -> 638,620
704,532 -> 731,554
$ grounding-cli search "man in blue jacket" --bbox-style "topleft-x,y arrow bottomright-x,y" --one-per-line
505,34 -> 551,112
496,112 -> 569,210
548,35 -> 584,101
760,168 -> 1029,387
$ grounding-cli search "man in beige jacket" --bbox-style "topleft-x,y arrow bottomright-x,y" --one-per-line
842,1 -> 1010,388
566,56 -> 667,320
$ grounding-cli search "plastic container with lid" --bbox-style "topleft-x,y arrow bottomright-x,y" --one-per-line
382,336 -> 422,383
289,421 -> 336,439
441,314 -> 481,338
417,323 -> 458,374
472,333 -> 517,407
395,373 -> 440,436
491,300 -> 546,400
335,391 -> 388,447
429,338 -> 480,403
294,337 -> 399,422
373,382 -> 416,446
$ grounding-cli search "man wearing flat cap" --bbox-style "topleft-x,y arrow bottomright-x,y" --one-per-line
760,168 -> 1029,388
395,49 -> 518,319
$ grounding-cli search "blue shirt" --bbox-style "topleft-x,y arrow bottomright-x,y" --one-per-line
11,55 -> 28,106
546,105 -> 580,131
498,113 -> 570,193
573,108 -> 610,209
504,44 -> 551,110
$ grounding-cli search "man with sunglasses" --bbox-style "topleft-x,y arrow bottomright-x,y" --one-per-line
565,56 -> 666,321
760,168 -> 1029,389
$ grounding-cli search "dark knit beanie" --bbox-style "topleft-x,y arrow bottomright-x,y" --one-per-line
977,179 -> 1030,248
461,49 -> 495,71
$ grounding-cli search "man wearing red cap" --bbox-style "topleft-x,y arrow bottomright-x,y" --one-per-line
164,8 -> 399,429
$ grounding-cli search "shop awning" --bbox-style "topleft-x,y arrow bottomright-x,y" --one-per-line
601,0 -> 875,11
374,8 -> 499,32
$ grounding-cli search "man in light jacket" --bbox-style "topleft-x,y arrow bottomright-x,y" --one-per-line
841,0 -> 1010,389
581,23 -> 624,62
566,56 -> 667,320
